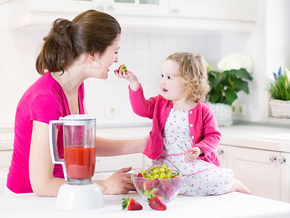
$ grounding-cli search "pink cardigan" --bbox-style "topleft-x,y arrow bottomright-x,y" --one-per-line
129,85 -> 221,167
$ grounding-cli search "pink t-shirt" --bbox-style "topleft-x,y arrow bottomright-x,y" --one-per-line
7,72 -> 85,193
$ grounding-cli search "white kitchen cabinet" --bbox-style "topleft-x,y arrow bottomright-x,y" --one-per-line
227,146 -> 288,202
280,152 -> 290,203
215,144 -> 228,168
169,0 -> 257,21
0,150 -> 13,195
96,0 -> 169,17
95,153 -> 143,172
6,0 -> 255,32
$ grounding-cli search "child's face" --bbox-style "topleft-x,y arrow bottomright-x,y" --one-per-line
159,59 -> 185,102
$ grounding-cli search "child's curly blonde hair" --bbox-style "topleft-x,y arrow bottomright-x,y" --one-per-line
166,52 -> 210,103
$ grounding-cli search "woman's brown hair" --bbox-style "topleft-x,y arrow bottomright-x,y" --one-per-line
166,52 -> 210,102
36,10 -> 121,75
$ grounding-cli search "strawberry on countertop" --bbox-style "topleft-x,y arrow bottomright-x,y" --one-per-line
148,196 -> 167,211
122,198 -> 143,210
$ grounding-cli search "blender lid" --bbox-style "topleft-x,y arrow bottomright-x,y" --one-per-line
60,115 -> 96,125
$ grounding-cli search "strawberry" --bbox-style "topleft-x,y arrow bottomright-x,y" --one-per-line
135,177 -> 145,190
165,189 -> 176,201
122,198 -> 143,210
137,172 -> 143,177
148,196 -> 167,211
152,178 -> 162,188
171,176 -> 183,189
143,180 -> 153,191
162,179 -> 176,191
153,188 -> 165,197
118,64 -> 127,73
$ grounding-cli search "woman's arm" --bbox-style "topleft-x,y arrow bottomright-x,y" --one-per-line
95,135 -> 148,156
29,121 -> 148,197
29,121 -> 66,197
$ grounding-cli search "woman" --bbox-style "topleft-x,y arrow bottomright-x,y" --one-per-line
6,10 -> 148,197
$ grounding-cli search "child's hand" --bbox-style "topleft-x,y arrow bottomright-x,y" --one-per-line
114,66 -> 137,83
114,66 -> 140,91
184,147 -> 202,163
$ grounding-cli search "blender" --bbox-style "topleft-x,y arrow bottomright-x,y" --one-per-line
49,115 -> 104,210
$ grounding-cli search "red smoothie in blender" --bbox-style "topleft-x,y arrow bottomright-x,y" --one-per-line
64,146 -> 96,179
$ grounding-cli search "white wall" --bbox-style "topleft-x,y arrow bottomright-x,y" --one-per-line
0,3 -> 222,128
0,0 -> 288,128
221,0 -> 290,123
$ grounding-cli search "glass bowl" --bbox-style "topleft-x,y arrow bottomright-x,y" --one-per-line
131,171 -> 185,203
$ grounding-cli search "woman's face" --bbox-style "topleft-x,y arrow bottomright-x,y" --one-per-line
91,36 -> 120,79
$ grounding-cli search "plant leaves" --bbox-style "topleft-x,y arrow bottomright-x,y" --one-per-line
232,79 -> 250,94
209,91 -> 222,103
208,71 -> 227,89
224,88 -> 237,105
227,69 -> 253,81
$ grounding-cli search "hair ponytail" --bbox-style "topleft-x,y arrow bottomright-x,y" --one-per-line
36,19 -> 75,75
36,10 -> 121,75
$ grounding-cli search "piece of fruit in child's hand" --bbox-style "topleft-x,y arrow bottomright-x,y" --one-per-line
122,198 -> 143,210
118,64 -> 127,73
148,196 -> 167,211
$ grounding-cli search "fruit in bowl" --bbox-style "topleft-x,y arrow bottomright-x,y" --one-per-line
131,164 -> 185,203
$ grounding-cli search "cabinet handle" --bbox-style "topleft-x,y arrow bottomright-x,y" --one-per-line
107,4 -> 114,11
96,4 -> 103,11
269,155 -> 277,163
278,156 -> 286,164
217,148 -> 224,155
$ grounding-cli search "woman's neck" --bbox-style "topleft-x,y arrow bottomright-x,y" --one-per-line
51,63 -> 87,95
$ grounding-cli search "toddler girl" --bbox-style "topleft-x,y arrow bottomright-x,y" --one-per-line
115,52 -> 251,196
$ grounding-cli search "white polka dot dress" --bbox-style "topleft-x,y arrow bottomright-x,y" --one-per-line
152,108 -> 234,196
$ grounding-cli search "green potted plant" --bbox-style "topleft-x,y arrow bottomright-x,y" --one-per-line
267,67 -> 290,118
206,52 -> 253,126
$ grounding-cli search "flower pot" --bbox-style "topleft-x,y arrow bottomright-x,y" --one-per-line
269,99 -> 290,118
207,102 -> 233,126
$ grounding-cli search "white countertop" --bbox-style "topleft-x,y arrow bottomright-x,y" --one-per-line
1,191 -> 290,218
1,124 -> 289,152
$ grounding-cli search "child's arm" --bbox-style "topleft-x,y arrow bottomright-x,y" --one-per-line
114,66 -> 156,119
194,109 -> 221,158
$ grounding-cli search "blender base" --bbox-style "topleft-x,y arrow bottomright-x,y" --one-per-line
55,183 -> 104,210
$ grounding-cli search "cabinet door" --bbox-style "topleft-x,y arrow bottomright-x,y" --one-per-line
0,151 -> 13,196
95,153 -> 143,172
215,144 -> 228,168
280,152 -> 290,203
100,0 -> 169,17
169,0 -> 242,20
228,146 -> 280,201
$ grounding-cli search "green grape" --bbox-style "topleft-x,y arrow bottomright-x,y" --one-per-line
153,174 -> 159,178
161,164 -> 166,168
153,168 -> 160,174
159,172 -> 166,178
166,172 -> 171,178
147,173 -> 152,178
167,167 -> 172,172
159,167 -> 165,173
140,170 -> 146,175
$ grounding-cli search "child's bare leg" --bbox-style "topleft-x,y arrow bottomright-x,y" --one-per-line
227,179 -> 252,195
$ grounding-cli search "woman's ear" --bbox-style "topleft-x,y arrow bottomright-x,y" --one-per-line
87,52 -> 101,69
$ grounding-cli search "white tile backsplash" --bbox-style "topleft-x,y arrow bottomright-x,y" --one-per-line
0,16 -> 226,128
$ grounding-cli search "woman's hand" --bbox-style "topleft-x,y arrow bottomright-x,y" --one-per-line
95,167 -> 135,194
184,147 -> 203,163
